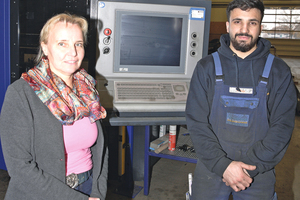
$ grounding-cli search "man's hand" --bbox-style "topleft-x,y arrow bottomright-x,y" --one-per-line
89,198 -> 100,200
222,161 -> 256,192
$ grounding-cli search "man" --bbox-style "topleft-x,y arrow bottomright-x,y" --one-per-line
185,0 -> 297,199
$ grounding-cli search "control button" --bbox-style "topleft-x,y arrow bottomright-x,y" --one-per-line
104,28 -> 112,36
103,46 -> 110,54
191,32 -> 197,39
103,36 -> 111,45
190,41 -> 197,48
190,50 -> 196,57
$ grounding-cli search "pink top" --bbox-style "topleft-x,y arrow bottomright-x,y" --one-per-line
63,117 -> 98,175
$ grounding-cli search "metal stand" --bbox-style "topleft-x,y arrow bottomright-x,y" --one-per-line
113,126 -> 143,198
143,125 -> 197,195
108,116 -> 190,196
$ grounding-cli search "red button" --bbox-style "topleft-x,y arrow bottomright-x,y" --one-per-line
104,28 -> 112,36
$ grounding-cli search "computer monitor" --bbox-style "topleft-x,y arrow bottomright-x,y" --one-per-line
89,0 -> 211,116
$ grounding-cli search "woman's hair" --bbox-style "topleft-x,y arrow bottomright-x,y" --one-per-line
35,13 -> 88,64
226,0 -> 265,22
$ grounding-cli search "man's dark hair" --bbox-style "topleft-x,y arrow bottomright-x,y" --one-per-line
226,0 -> 265,22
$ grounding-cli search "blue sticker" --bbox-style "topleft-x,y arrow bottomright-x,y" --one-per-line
226,113 -> 249,127
99,2 -> 105,8
189,8 -> 205,21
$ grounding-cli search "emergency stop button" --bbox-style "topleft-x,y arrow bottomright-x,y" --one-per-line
104,28 -> 112,36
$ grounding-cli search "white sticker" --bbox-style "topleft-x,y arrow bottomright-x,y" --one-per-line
191,10 -> 204,19
119,68 -> 128,72
229,87 -> 253,94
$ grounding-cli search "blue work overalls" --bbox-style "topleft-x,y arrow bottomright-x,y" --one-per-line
191,52 -> 277,200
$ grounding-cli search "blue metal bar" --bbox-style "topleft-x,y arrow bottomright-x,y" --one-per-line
126,126 -> 134,165
148,152 -> 197,163
0,0 -> 10,170
143,125 -> 151,195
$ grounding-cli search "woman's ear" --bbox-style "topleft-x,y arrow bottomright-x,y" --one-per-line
41,42 -> 48,56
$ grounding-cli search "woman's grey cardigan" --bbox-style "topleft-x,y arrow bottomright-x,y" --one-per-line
0,79 -> 108,200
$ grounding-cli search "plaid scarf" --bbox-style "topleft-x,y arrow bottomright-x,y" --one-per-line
21,58 -> 106,125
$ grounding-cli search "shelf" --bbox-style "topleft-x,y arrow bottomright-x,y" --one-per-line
144,126 -> 197,195
149,130 -> 197,163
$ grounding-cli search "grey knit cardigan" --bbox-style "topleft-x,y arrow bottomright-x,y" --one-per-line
0,79 -> 108,200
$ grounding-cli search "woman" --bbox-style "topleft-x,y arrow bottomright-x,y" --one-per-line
0,13 -> 108,200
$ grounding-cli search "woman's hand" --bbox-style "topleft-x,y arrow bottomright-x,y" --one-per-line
89,198 -> 100,200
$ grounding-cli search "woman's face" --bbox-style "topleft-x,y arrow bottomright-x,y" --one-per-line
41,22 -> 85,80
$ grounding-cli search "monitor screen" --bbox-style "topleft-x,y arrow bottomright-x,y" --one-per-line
119,15 -> 182,67
114,11 -> 188,74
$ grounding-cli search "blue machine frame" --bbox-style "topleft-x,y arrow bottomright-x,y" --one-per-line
0,0 -> 10,170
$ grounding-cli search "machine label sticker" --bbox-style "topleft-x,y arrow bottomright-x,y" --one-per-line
189,8 -> 205,21
119,68 -> 128,72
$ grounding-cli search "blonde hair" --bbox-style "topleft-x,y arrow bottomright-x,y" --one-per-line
35,13 -> 88,64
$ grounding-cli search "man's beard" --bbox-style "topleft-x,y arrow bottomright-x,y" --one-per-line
230,33 -> 258,52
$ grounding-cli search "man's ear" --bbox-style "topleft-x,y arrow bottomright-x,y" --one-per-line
226,21 -> 229,33
260,24 -> 263,35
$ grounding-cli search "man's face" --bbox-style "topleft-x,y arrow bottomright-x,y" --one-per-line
226,8 -> 262,53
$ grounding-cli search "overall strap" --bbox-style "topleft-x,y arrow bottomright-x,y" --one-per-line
260,54 -> 275,84
212,52 -> 223,82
